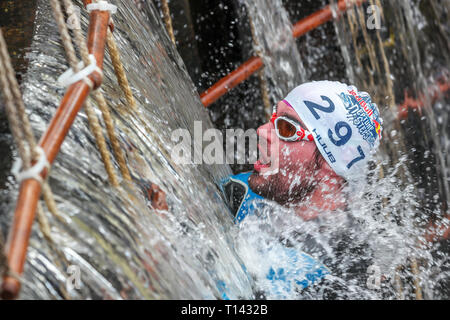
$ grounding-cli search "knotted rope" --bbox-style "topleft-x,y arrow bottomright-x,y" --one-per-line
160,0 -> 176,44
76,0 -> 133,181
50,0 -> 128,187
0,0 -> 137,298
342,0 -> 423,300
106,30 -> 137,111
63,0 -> 133,182
50,0 -> 119,186
0,27 -> 61,230
248,16 -> 272,120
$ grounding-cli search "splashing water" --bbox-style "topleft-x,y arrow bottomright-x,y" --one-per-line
1,0 -> 255,299
230,0 -> 450,299
0,0 -> 449,300
241,0 -> 306,103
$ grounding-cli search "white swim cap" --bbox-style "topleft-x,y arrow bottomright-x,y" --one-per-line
284,81 -> 383,182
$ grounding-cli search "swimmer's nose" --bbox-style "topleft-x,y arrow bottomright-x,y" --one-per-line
257,121 -> 274,144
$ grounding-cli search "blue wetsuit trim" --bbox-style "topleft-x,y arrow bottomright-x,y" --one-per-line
221,172 -> 265,223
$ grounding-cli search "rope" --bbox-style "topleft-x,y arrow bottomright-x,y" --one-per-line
410,257 -> 423,300
248,16 -> 272,120
348,1 -> 423,299
346,6 -> 367,88
0,28 -> 61,218
51,0 -> 120,187
4,269 -> 22,284
106,30 -> 137,110
160,0 -> 176,44
84,100 -> 120,186
35,201 -> 71,299
257,69 -> 272,121
0,27 -> 70,291
49,0 -> 79,68
394,265 -> 404,300
0,33 -> 31,165
0,30 -> 29,285
62,0 -> 131,183
55,0 -> 117,188
355,4 -> 381,81
369,0 -> 395,109
92,90 -> 131,180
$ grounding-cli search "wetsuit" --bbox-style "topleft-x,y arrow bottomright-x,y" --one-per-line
220,172 -> 330,298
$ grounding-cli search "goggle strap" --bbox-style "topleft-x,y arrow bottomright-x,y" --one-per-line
270,112 -> 277,125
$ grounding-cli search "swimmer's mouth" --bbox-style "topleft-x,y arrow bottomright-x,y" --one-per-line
253,160 -> 271,172
254,143 -> 272,172
256,145 -> 274,172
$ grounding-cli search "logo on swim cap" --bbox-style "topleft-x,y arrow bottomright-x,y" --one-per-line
340,87 -> 383,147
284,81 -> 383,182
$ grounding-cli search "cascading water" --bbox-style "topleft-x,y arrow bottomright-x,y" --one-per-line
0,0 -> 448,300
0,0 -> 255,299
241,0 -> 306,107
329,0 -> 450,297
228,0 -> 449,299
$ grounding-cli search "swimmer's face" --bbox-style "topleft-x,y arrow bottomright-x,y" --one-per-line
249,100 -> 324,205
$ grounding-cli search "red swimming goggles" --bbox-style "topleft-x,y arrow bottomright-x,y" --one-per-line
270,112 -> 314,142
